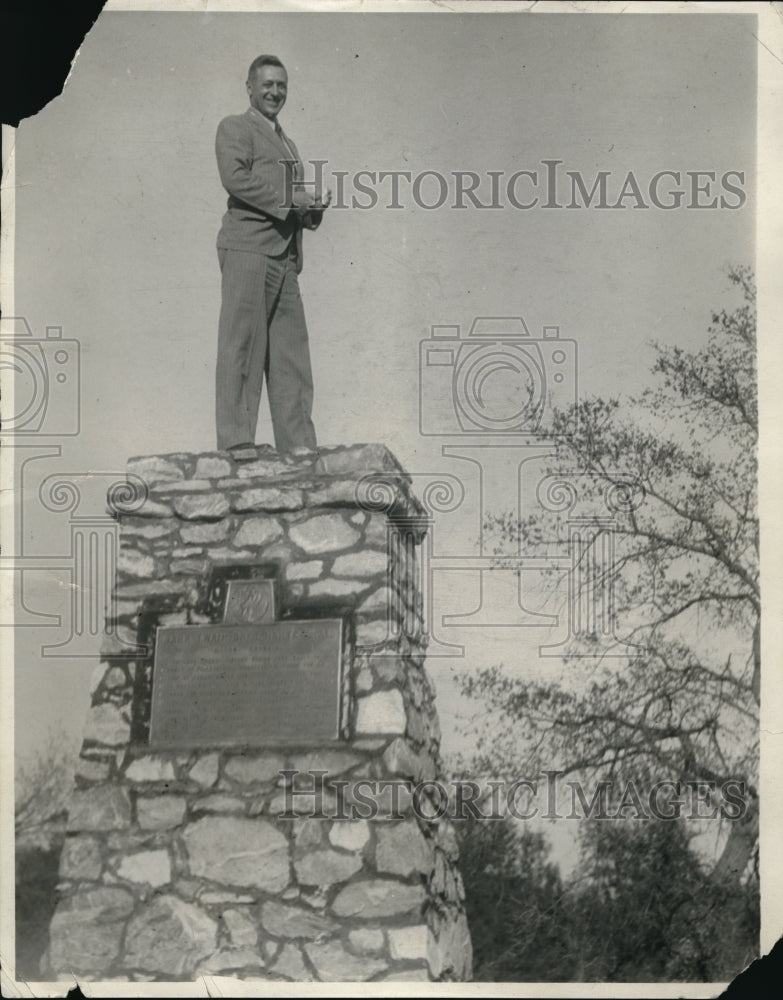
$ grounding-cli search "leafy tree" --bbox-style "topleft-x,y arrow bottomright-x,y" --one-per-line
14,729 -> 73,979
456,816 -> 573,980
571,817 -> 758,982
456,805 -> 758,982
461,266 -> 758,896
15,728 -> 73,846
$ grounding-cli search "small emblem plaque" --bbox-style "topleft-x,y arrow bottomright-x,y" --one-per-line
224,579 -> 276,624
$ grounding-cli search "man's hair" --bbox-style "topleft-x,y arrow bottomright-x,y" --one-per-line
247,55 -> 286,80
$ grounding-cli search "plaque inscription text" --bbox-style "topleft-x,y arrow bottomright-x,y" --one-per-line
149,620 -> 344,746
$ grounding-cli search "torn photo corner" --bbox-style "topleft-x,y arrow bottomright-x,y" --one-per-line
2,1 -> 783,997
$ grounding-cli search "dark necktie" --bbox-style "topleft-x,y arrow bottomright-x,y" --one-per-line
275,122 -> 299,168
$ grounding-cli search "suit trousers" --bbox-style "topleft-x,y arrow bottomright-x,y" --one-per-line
215,246 -> 317,452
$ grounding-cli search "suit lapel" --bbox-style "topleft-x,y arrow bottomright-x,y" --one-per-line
244,107 -> 291,161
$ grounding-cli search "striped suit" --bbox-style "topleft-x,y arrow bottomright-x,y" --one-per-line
214,107 -> 322,452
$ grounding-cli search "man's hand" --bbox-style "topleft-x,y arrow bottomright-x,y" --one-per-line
310,187 -> 333,212
294,186 -> 332,229
291,183 -> 315,220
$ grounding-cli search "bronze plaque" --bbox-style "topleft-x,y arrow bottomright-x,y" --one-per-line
224,579 -> 276,624
149,620 -> 343,747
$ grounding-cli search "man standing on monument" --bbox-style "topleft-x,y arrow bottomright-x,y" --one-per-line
215,54 -> 330,455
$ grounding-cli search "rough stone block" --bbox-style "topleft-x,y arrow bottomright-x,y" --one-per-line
388,924 -> 429,961
236,458 -> 293,479
232,487 -> 304,512
435,822 -> 460,862
136,795 -> 187,831
222,908 -> 259,950
427,913 -> 473,980
125,755 -> 176,782
183,816 -> 289,892
133,498 -> 174,518
171,546 -> 204,558
188,753 -> 220,787
234,517 -> 284,548
127,455 -> 185,485
289,514 -> 360,554
375,822 -> 433,877
154,478 -> 214,493
223,752 -> 286,786
123,895 -> 218,976
170,556 -> 210,575
118,549 -> 156,578
102,666 -> 130,689
202,547 -> 255,562
294,849 -> 363,887
293,818 -> 325,851
348,927 -> 385,954
198,889 -> 255,904
285,559 -> 324,580
363,514 -> 392,547
289,749 -> 361,778
332,549 -> 388,578
260,900 -> 338,940
83,703 -> 130,747
67,786 -> 131,832
172,493 -> 230,520
358,586 -> 393,613
271,943 -> 311,980
306,479 -> 360,505
305,940 -> 387,981
49,887 -> 135,975
371,655 -> 407,684
99,629 -> 140,658
354,619 -> 392,646
328,820 -> 369,852
331,880 -> 426,919
194,456 -> 232,480
179,520 -> 230,544
74,756 -> 112,783
197,948 -> 265,974
382,737 -> 436,781
314,444 -> 402,476
116,849 -> 171,887
355,664 -> 375,693
308,577 -> 365,598
355,689 -> 407,736
59,836 -> 103,880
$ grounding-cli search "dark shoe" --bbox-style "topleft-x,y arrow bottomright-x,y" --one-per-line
288,445 -> 319,457
227,442 -> 257,462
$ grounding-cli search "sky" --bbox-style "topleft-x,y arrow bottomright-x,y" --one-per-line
5,6 -> 761,878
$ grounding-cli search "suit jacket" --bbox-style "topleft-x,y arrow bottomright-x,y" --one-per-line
215,108 -> 322,274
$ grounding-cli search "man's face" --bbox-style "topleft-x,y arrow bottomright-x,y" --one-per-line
247,64 -> 288,120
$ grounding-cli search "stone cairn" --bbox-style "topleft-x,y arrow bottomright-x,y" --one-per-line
46,443 -> 472,983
